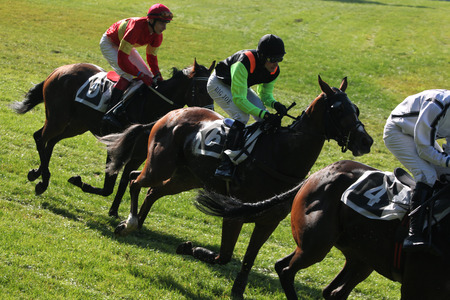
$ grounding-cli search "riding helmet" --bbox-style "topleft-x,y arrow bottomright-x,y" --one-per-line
257,34 -> 285,62
147,4 -> 173,23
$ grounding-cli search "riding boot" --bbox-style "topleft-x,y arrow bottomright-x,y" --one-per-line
403,182 -> 433,252
215,120 -> 245,180
102,87 -> 125,131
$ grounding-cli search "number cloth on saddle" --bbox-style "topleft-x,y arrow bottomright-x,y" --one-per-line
75,71 -> 142,112
193,118 -> 262,165
341,170 -> 450,228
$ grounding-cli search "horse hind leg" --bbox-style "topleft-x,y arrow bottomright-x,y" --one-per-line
68,154 -> 118,197
322,257 -> 373,299
27,128 -> 45,182
275,250 -> 301,300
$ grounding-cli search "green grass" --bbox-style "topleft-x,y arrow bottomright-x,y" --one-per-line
1,0 -> 449,298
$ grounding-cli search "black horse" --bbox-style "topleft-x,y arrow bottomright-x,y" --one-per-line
196,160 -> 450,299
12,60 -> 215,217
102,76 -> 373,298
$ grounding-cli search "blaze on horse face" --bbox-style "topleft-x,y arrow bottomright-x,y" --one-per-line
319,76 -> 373,156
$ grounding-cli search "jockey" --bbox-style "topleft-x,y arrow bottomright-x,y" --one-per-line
207,34 -> 288,180
383,89 -> 450,252
99,3 -> 173,130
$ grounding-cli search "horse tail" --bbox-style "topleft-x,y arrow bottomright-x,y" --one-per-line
102,122 -> 155,174
11,81 -> 45,114
195,180 -> 307,220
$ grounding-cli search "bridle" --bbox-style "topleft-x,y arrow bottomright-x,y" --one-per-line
323,93 -> 363,153
189,75 -> 214,110
287,92 -> 363,153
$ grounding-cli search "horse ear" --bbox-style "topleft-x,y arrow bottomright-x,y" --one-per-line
193,58 -> 199,72
208,60 -> 216,74
318,75 -> 334,96
340,77 -> 348,92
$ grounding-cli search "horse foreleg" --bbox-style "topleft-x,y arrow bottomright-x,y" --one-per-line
322,258 -> 373,299
231,220 -> 281,298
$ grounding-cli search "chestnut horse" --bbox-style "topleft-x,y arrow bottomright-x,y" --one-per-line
102,76 -> 373,297
196,160 -> 450,299
12,60 -> 215,217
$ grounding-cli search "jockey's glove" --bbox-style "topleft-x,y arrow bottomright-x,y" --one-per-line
274,102 -> 288,116
137,72 -> 153,87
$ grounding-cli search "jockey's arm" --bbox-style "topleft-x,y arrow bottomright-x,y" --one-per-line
415,101 -> 450,168
117,39 -> 140,76
146,45 -> 162,80
257,79 -> 278,109
230,62 -> 267,120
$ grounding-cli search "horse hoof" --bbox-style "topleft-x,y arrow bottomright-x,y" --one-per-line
35,182 -> 48,195
114,222 -> 128,236
176,241 -> 194,255
108,210 -> 120,219
28,169 -> 40,182
68,176 -> 83,188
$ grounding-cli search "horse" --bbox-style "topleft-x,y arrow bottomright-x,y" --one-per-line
11,59 -> 215,217
196,160 -> 450,299
102,75 -> 373,298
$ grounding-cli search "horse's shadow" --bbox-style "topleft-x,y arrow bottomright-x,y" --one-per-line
42,199 -> 323,298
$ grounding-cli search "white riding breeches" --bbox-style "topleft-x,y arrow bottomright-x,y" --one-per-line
207,71 -> 265,124
99,33 -> 152,81
384,118 -> 448,186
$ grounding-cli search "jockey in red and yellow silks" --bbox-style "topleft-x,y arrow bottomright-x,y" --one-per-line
99,3 -> 172,132
105,16 -> 163,80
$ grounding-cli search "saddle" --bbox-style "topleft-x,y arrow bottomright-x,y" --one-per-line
193,119 -> 263,165
75,71 -> 143,113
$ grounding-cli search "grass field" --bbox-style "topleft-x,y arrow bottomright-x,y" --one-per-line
0,0 -> 449,299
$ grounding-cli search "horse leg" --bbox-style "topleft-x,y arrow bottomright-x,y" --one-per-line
108,159 -> 143,218
322,257 -> 373,299
177,218 -> 244,265
231,220 -> 282,298
34,136 -> 61,195
114,170 -> 142,236
68,154 -> 118,196
27,128 -> 45,182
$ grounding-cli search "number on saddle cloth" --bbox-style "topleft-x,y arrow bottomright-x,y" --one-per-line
75,72 -> 114,112
193,118 -> 263,165
75,71 -> 141,113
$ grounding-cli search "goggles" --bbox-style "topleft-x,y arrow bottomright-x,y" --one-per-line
267,56 -> 284,63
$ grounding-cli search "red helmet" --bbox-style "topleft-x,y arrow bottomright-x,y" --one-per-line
147,4 -> 173,23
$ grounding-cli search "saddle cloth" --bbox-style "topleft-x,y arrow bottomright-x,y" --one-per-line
75,71 -> 142,113
342,170 -> 450,228
193,119 -> 262,165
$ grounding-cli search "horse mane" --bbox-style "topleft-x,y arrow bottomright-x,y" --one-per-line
156,65 -> 194,91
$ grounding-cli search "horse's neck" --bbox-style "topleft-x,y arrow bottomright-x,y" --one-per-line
292,96 -> 327,139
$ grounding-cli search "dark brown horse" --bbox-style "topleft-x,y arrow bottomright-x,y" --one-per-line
102,76 -> 373,297
196,160 -> 450,299
12,60 -> 215,217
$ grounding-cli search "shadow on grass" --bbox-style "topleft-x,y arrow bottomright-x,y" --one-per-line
321,0 -> 432,9
41,199 -> 324,299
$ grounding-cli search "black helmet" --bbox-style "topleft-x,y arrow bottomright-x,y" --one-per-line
257,34 -> 285,62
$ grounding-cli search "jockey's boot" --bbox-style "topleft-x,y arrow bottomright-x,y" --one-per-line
403,182 -> 433,252
214,120 -> 245,180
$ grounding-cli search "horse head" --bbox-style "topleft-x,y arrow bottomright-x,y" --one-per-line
183,58 -> 216,110
300,76 -> 373,156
